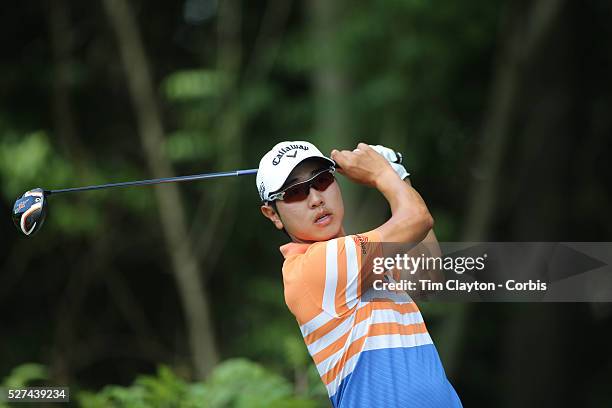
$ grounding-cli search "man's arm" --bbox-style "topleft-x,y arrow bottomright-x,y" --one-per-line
397,229 -> 444,299
369,176 -> 443,298
403,178 -> 443,282
332,144 -> 442,297
330,143 -> 434,244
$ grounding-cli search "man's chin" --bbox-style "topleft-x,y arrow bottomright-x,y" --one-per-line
290,220 -> 344,243
309,225 -> 343,242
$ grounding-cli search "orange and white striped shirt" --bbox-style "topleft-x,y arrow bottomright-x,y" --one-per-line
280,230 -> 462,407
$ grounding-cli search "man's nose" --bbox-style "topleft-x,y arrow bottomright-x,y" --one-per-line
308,187 -> 324,208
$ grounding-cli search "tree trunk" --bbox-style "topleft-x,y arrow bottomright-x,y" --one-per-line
308,0 -> 361,233
102,0 -> 218,379
438,0 -> 565,380
190,0 -> 244,272
48,0 -> 88,168
462,0 -> 564,241
47,0 -> 88,383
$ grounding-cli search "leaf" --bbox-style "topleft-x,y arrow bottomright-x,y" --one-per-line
2,363 -> 48,388
165,131 -> 213,162
200,358 -> 294,408
162,70 -> 229,101
284,336 -> 310,370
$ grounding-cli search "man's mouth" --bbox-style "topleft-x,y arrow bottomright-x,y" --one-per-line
314,212 -> 332,226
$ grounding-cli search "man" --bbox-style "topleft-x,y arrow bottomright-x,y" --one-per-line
257,141 -> 462,407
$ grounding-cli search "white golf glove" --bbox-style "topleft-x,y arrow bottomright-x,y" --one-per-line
370,144 -> 410,180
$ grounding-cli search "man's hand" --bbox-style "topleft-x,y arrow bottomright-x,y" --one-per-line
330,143 -> 398,188
331,143 -> 432,244
370,144 -> 410,180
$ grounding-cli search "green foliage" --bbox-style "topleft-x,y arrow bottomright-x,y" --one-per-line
77,360 -> 321,408
0,128 -> 156,236
198,359 -> 292,407
0,363 -> 49,408
237,83 -> 278,118
162,70 -> 229,101
78,365 -> 195,408
283,336 -> 309,372
165,130 -> 213,162
0,131 -> 69,199
9,1 -> 599,406
1,363 -> 48,388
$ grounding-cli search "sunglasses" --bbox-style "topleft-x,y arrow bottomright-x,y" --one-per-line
269,168 -> 336,203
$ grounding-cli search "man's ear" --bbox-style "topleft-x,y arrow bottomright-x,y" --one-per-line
260,203 -> 284,230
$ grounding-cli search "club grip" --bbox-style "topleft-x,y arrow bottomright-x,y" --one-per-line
334,150 -> 403,169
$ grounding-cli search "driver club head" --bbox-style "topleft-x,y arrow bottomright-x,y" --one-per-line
12,188 -> 48,237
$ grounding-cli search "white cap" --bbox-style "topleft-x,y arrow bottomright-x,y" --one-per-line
256,141 -> 335,202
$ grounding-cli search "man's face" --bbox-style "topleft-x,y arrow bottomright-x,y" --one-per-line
261,159 -> 345,242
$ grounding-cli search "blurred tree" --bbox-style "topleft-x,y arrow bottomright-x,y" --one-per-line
1,0 -> 611,406
102,0 -> 218,378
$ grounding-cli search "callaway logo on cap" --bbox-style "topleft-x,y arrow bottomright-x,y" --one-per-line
256,141 -> 335,202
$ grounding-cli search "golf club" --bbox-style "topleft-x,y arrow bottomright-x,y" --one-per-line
12,169 -> 258,237
12,150 -> 403,237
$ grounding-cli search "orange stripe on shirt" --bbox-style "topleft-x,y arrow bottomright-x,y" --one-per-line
321,334 -> 368,385
312,328 -> 352,364
368,322 -> 428,338
321,321 -> 428,385
312,303 -> 423,364
354,302 -> 420,325
304,313 -> 352,345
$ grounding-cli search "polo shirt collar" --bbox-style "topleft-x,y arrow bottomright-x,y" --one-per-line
280,242 -> 312,258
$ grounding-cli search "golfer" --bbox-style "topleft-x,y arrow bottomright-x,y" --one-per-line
257,141 -> 462,407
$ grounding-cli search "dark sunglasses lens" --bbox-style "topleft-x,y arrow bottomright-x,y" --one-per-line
281,170 -> 335,203
282,184 -> 309,203
312,172 -> 335,191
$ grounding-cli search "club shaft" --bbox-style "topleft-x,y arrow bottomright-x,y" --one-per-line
46,169 -> 258,195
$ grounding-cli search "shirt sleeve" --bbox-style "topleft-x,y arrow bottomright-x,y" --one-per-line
300,230 -> 383,317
